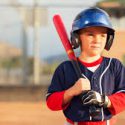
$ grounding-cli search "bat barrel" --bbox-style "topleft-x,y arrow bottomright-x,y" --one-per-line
53,15 -> 77,61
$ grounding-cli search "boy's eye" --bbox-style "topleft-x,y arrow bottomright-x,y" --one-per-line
101,34 -> 107,37
87,33 -> 94,36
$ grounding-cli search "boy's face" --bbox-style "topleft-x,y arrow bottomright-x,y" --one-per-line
79,26 -> 107,57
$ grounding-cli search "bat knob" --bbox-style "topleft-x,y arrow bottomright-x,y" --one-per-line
89,106 -> 101,117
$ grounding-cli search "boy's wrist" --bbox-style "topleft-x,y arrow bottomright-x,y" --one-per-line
106,97 -> 112,108
67,86 -> 77,97
63,87 -> 75,106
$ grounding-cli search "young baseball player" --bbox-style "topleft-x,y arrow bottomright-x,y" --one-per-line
46,7 -> 125,125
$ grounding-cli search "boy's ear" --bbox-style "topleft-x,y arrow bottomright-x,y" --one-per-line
70,32 -> 80,49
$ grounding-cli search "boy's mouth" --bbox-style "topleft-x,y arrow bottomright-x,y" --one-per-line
91,45 -> 100,49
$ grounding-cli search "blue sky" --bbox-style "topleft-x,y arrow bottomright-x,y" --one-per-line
0,0 -> 100,60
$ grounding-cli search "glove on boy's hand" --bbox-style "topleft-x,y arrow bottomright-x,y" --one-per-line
81,90 -> 109,108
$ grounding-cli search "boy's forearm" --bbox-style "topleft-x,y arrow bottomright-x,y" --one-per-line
62,87 -> 75,107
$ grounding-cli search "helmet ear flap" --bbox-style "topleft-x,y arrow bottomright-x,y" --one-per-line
70,32 -> 80,49
105,31 -> 114,51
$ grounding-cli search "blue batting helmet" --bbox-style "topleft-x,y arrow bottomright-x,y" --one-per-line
70,7 -> 115,50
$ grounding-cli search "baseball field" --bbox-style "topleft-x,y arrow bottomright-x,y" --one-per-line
0,101 -> 124,125
0,84 -> 124,125
0,101 -> 65,125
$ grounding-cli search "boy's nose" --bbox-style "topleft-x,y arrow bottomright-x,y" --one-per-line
94,35 -> 101,43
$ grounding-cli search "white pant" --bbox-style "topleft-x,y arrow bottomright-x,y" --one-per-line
64,122 -> 78,125
64,120 -> 110,125
64,121 -> 72,125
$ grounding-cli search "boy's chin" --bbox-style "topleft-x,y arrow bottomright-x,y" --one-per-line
89,51 -> 101,57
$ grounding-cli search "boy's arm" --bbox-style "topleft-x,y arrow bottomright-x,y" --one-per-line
63,78 -> 90,107
46,78 -> 91,111
108,92 -> 125,115
46,91 -> 65,111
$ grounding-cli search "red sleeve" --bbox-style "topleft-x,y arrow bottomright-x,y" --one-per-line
108,92 -> 125,115
46,91 -> 69,111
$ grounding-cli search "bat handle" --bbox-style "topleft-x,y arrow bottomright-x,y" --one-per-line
71,60 -> 82,79
71,60 -> 101,118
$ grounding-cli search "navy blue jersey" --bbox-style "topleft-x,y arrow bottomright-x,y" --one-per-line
47,57 -> 125,122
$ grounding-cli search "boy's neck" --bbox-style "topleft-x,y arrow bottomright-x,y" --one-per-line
78,54 -> 101,63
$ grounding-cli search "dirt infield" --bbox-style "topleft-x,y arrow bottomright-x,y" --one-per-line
0,101 -> 65,125
0,101 -> 124,125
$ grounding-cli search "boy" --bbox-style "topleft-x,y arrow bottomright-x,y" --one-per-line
46,7 -> 125,125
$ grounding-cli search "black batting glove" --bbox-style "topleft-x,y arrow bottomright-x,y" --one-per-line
80,90 -> 109,108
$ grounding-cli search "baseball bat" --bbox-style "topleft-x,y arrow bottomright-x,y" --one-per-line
53,14 -> 82,78
53,14 -> 100,117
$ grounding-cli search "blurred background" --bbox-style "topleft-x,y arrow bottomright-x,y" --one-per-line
0,0 -> 125,125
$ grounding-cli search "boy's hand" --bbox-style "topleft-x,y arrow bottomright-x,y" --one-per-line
63,78 -> 90,106
80,90 -> 109,108
71,78 -> 91,96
